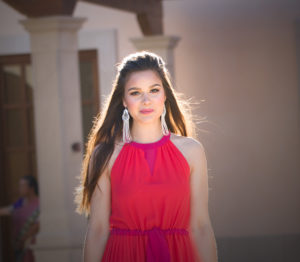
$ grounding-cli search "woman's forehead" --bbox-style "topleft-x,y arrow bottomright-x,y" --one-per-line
126,70 -> 161,85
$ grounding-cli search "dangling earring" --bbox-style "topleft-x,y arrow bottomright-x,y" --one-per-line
161,104 -> 170,135
122,107 -> 132,143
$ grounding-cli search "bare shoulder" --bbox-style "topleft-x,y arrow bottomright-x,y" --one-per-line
170,132 -> 205,151
170,132 -> 206,169
90,139 -> 125,180
107,138 -> 126,177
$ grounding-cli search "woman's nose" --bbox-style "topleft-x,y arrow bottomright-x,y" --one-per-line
142,93 -> 151,103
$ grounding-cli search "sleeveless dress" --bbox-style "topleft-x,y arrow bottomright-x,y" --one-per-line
101,132 -> 202,262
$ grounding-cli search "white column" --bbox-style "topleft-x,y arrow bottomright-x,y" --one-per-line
130,35 -> 180,80
20,16 -> 86,262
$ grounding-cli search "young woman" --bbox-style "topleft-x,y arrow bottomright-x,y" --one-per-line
75,51 -> 218,262
0,175 -> 40,262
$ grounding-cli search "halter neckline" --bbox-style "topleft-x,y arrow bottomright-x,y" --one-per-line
129,132 -> 171,149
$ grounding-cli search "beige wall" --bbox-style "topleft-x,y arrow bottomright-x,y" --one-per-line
74,2 -> 140,60
1,0 -> 299,244
163,2 -> 300,238
75,0 -> 300,238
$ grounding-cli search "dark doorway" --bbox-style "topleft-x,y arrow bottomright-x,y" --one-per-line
0,49 -> 100,261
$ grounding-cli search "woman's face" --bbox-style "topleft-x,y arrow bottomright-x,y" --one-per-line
123,69 -> 166,125
19,179 -> 31,197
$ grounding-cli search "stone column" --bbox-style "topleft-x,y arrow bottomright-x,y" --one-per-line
20,16 -> 86,262
130,35 -> 180,80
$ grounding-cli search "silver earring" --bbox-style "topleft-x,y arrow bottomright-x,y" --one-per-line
161,104 -> 169,135
122,107 -> 132,143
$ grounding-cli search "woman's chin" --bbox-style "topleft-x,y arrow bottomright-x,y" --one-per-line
135,116 -> 159,125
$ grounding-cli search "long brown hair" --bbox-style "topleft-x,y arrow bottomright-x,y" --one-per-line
74,51 -> 196,217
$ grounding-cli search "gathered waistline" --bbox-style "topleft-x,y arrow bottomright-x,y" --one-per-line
110,226 -> 189,235
109,227 -> 189,262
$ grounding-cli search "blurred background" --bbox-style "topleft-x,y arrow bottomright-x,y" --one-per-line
0,0 -> 299,261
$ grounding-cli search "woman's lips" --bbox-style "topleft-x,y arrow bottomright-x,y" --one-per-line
140,109 -> 154,114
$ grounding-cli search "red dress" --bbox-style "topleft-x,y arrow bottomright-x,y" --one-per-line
101,132 -> 202,262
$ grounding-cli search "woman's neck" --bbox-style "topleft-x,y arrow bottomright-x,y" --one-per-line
131,121 -> 164,143
24,193 -> 37,204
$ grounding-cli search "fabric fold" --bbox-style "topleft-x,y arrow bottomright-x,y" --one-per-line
146,227 -> 171,262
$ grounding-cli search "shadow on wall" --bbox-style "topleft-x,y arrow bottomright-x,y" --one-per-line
217,234 -> 300,262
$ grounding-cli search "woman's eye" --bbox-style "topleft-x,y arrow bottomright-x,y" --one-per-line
150,88 -> 159,93
130,91 -> 139,96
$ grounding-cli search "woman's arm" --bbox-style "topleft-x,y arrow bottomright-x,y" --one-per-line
20,222 -> 40,241
18,221 -> 40,249
0,205 -> 13,216
188,139 -> 218,262
83,150 -> 111,262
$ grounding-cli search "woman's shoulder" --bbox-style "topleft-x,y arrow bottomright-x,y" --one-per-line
170,132 -> 205,152
107,138 -> 126,177
170,132 -> 206,169
12,197 -> 24,210
34,196 -> 40,206
90,139 -> 125,177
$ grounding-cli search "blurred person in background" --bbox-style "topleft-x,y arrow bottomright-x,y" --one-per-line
0,175 -> 40,262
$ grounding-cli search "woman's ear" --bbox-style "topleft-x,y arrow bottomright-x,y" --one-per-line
123,99 -> 127,108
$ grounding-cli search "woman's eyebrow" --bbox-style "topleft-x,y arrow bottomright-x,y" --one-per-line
128,83 -> 161,92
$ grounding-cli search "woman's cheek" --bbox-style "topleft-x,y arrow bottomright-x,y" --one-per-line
126,98 -> 139,116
